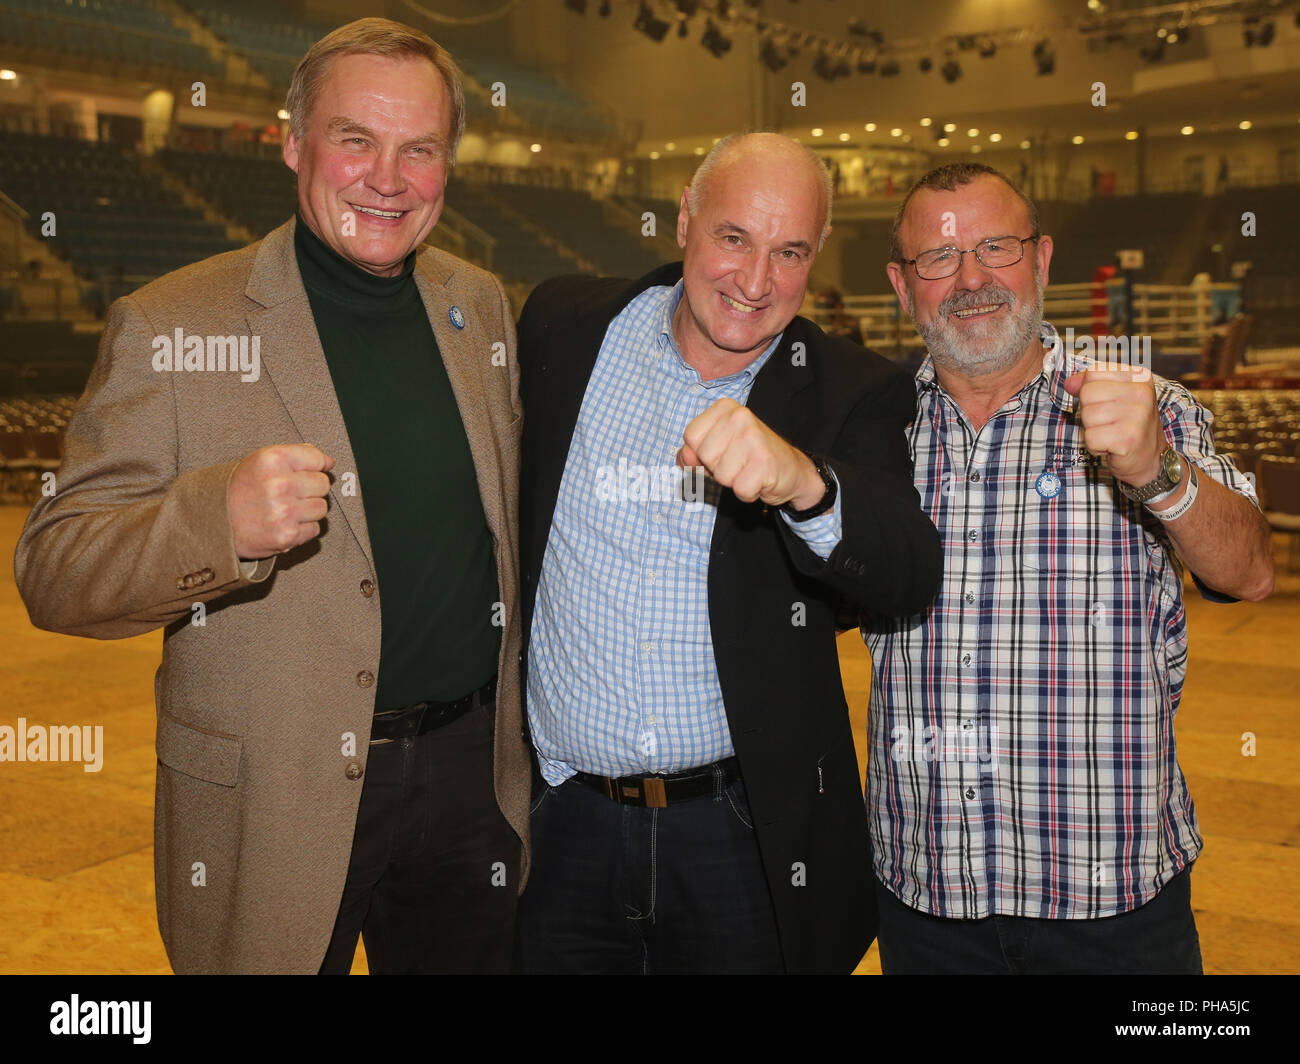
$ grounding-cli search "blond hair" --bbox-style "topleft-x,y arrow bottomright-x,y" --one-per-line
285,17 -> 465,160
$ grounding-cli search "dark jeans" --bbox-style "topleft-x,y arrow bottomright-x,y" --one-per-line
318,702 -> 520,974
874,864 -> 1203,974
514,768 -> 785,973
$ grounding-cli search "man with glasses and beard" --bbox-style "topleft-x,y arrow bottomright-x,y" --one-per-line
868,163 -> 1272,974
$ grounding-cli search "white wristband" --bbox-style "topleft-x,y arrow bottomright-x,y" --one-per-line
1150,462 -> 1198,521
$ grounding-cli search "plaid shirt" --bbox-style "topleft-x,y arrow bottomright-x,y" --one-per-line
864,322 -> 1258,919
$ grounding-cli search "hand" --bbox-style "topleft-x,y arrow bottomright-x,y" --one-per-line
1062,368 -> 1165,486
228,444 -> 334,560
678,398 -> 822,508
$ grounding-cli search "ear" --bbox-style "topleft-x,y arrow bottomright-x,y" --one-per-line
283,129 -> 300,173
886,261 -> 913,317
1035,233 -> 1053,289
676,187 -> 691,249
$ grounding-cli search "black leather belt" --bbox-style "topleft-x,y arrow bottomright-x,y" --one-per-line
574,757 -> 740,808
369,676 -> 497,745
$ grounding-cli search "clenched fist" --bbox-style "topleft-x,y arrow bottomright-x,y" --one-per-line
1063,367 -> 1166,488
678,398 -> 823,509
228,443 -> 335,560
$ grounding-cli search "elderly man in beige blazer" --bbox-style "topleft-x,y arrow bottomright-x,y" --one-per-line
13,19 -> 529,974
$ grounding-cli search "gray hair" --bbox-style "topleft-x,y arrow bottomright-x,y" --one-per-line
687,133 -> 834,242
890,162 -> 1038,263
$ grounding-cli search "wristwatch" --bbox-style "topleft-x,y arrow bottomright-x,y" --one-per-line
781,452 -> 837,521
1116,446 -> 1183,504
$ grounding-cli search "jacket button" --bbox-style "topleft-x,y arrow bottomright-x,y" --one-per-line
356,670 -> 374,688
175,577 -> 187,591
345,761 -> 364,781
200,567 -> 214,581
360,579 -> 375,597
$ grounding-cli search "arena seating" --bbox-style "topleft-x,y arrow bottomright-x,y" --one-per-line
0,132 -> 241,292
0,0 -> 222,78
156,147 -> 295,240
487,184 -> 665,279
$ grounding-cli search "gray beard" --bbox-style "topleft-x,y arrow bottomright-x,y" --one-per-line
914,277 -> 1044,378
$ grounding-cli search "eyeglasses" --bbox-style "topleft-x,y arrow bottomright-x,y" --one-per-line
899,234 -> 1039,280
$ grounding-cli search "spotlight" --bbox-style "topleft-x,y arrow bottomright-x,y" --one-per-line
674,0 -> 700,15
1033,38 -> 1055,75
813,49 -> 838,81
855,51 -> 876,75
760,37 -> 787,71
941,58 -> 961,83
956,36 -> 977,51
919,56 -> 932,73
1139,36 -> 1165,62
701,20 -> 732,58
978,38 -> 997,58
634,3 -> 671,41
1242,17 -> 1272,46
678,19 -> 689,38
564,0 -> 586,13
879,57 -> 900,76
599,0 -> 611,15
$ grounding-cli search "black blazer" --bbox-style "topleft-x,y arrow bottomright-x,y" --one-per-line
518,262 -> 942,973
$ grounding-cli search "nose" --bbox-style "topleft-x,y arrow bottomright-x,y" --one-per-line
735,254 -> 772,302
952,247 -> 993,291
367,149 -> 405,198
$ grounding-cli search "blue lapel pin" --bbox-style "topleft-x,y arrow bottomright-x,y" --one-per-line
449,306 -> 465,330
1035,471 -> 1062,499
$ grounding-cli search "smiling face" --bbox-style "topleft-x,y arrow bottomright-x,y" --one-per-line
887,174 -> 1053,379
283,52 -> 453,277
674,142 -> 826,374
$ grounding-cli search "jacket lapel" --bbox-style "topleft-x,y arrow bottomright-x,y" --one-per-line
244,218 -> 373,569
710,317 -> 819,553
412,251 -> 506,546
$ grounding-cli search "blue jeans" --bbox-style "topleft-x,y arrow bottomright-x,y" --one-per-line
874,864 -> 1203,974
514,769 -> 785,973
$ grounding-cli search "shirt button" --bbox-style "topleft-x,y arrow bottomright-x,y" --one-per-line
651,514 -> 665,524
356,670 -> 374,688
961,653 -> 972,667
345,761 -> 364,781
964,591 -> 975,604
360,579 -> 375,597
962,720 -> 974,731
646,570 -> 657,583
967,529 -> 979,542
641,642 -> 652,652
969,471 -> 981,482
964,787 -> 976,800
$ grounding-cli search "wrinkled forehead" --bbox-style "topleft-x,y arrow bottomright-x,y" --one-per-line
702,158 -> 826,240
902,177 -> 1030,252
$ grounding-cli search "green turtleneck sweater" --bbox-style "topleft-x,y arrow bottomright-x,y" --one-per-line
294,217 -> 500,712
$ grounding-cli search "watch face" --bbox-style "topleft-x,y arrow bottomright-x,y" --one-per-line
1162,448 -> 1183,484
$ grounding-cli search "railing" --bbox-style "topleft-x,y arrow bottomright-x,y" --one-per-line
435,206 -> 496,271
813,280 -> 1233,357
0,190 -> 27,276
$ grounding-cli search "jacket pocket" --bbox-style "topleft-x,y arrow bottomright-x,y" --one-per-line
156,713 -> 242,787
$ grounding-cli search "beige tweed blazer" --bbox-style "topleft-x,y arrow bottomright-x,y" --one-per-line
13,218 -> 529,973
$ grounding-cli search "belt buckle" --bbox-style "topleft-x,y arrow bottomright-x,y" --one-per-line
641,777 -> 667,808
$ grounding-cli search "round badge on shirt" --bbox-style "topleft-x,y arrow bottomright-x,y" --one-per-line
449,306 -> 466,330
1035,471 -> 1062,499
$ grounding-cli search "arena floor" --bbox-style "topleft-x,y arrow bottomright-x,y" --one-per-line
0,504 -> 1296,975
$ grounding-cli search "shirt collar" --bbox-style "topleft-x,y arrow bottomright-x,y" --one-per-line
916,320 -> 1081,413
656,280 -> 782,385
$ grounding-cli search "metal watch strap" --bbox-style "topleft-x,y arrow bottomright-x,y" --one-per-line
1118,447 -> 1181,503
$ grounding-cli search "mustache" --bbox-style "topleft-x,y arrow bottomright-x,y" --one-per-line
939,286 -> 1016,316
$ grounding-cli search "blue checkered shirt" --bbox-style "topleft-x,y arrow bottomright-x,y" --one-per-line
864,321 -> 1259,919
528,281 -> 843,784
